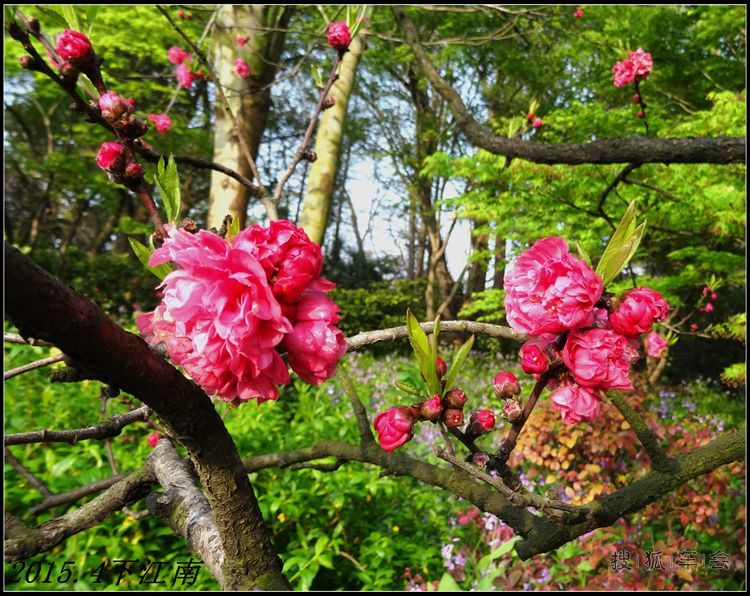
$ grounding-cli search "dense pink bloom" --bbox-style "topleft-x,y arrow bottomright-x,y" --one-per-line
167,46 -> 191,65
282,290 -> 347,385
96,142 -> 125,172
148,113 -> 173,135
55,30 -> 92,64
562,328 -> 635,391
609,287 -> 669,337
234,58 -> 251,78
520,340 -> 549,375
493,371 -> 520,398
236,36 -> 248,46
644,332 -> 668,359
147,433 -> 161,448
137,225 -> 293,404
468,410 -> 495,436
176,63 -> 195,89
327,21 -> 351,50
374,407 -> 415,452
420,395 -> 443,422
233,220 -> 328,304
436,356 -> 447,379
504,237 -> 604,336
592,307 -> 611,329
532,118 -> 543,129
629,48 -> 653,79
612,58 -> 636,87
99,92 -> 134,121
551,383 -> 602,424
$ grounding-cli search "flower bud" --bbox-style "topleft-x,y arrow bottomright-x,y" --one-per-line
327,21 -> 351,50
610,287 -> 669,337
532,118 -> 543,129
520,341 -> 549,375
27,16 -> 40,33
710,292 -> 718,301
147,432 -> 160,448
322,96 -> 335,110
444,388 -> 467,409
55,29 -> 93,66
236,36 -> 248,46
637,111 -> 644,118
574,7 -> 583,19
99,92 -> 135,122
527,112 -> 534,121
493,371 -> 520,398
690,323 -> 698,331
501,399 -> 523,422
443,408 -> 464,428
19,55 -> 38,70
471,452 -> 490,468
435,356 -> 447,379
700,302 -> 714,313
419,395 -> 443,422
234,58 -> 251,79
374,406 -> 415,453
702,286 -> 712,296
95,142 -> 126,173
468,410 -> 495,436
124,160 -> 144,179
633,93 -> 641,104
303,150 -> 318,162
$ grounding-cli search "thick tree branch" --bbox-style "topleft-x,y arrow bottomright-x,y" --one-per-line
4,406 -> 152,447
346,320 -> 525,352
392,6 -> 745,165
4,244 -> 288,590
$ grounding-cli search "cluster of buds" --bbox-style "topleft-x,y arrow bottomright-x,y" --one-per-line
494,371 -> 523,422
699,285 -> 718,314
374,357 -> 496,453
95,142 -> 145,189
527,112 -> 543,129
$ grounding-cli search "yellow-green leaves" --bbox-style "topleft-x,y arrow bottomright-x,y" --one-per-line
596,200 -> 646,287
155,155 -> 181,225
128,238 -> 173,280
406,309 -> 441,396
442,334 -> 474,393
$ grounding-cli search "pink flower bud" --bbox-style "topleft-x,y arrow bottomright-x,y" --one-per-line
436,356 -> 447,379
468,410 -> 495,436
702,286 -> 712,296
178,10 -> 185,19
327,21 -> 351,50
420,395 -> 443,422
574,7 -> 583,18
443,408 -> 464,428
520,341 -> 549,375
236,36 -> 248,46
148,113 -> 173,135
444,388 -> 467,409
690,323 -> 699,331
147,432 -> 160,448
700,302 -> 714,313
532,118 -> 543,129
610,287 -> 669,338
99,92 -> 135,122
176,63 -> 195,89
95,142 -> 125,172
374,406 -> 415,453
493,371 -> 520,398
637,111 -> 644,118
55,29 -> 93,65
502,399 -> 523,422
234,58 -> 251,78
527,112 -> 534,121
633,93 -> 641,104
167,46 -> 191,65
124,161 -> 144,179
710,292 -> 718,301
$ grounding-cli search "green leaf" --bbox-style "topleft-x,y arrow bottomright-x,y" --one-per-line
575,241 -> 591,265
128,237 -> 173,280
406,310 -> 440,395
311,65 -> 324,89
596,200 -> 645,287
430,314 -> 440,362
58,6 -> 81,31
437,572 -> 462,591
85,5 -> 98,35
35,6 -> 69,28
154,155 -> 181,224
394,381 -> 425,398
442,334 -> 474,394
225,214 -> 240,241
476,536 -> 520,572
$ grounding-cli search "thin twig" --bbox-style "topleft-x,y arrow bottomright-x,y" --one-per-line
4,353 -> 65,380
30,473 -> 129,516
4,448 -> 54,497
338,364 -> 375,445
4,406 -> 152,447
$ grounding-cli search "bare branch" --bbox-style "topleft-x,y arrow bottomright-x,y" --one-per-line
30,473 -> 129,516
338,363 -> 375,445
4,448 -> 53,497
4,332 -> 52,346
4,353 -> 65,380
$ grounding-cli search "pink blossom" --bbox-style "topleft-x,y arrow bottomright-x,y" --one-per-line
574,7 -> 583,19
167,46 -> 191,65
612,58 -> 636,87
236,36 -> 248,46
282,290 -> 347,385
700,302 -> 714,313
644,332 -> 668,359
374,407 -> 415,452
234,58 -> 251,78
468,410 -> 495,436
550,383 -> 602,424
493,371 -> 520,398
520,340 -> 549,375
420,395 -> 443,422
95,142 -> 125,172
55,30 -> 92,64
233,220 -> 328,304
99,92 -> 135,121
592,307 -> 611,329
137,225 -> 293,404
609,287 -> 669,337
504,237 -> 604,336
532,118 -> 543,129
327,21 -> 351,50
148,113 -> 173,135
147,432 -> 161,447
176,63 -> 195,89
629,48 -> 653,79
562,328 -> 635,391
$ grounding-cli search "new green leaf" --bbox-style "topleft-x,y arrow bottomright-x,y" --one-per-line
155,155 -> 181,224
128,237 -> 173,280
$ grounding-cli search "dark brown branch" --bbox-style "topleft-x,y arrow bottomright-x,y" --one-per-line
392,6 -> 745,165
4,406 -> 152,447
4,448 -> 54,497
338,364 -> 375,445
345,320 -> 525,352
5,244 -> 288,590
596,163 -> 640,228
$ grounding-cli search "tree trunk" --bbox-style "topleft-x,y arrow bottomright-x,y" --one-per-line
299,9 -> 371,245
466,227 -> 489,298
493,233 -> 506,290
207,6 -> 292,229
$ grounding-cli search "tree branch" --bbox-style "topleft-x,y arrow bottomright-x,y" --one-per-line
392,6 -> 745,165
4,353 -> 65,380
4,448 -> 54,497
29,473 -> 129,516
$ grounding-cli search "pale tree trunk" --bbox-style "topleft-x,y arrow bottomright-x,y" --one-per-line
207,5 -> 292,229
466,227 -> 489,299
299,8 -> 372,245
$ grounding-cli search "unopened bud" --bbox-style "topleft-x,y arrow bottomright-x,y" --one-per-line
147,432 -> 161,448
19,55 -> 38,70
27,16 -> 40,33
443,408 -> 464,428
444,388 -> 467,409
322,96 -> 335,109
471,452 -> 490,468
124,161 -> 144,179
501,399 -> 523,422
59,62 -> 77,78
55,29 -> 93,67
468,410 -> 495,437
96,141 -> 126,173
637,111 -> 644,119
435,356 -> 447,379
419,395 -> 442,422
493,371 -> 520,398
303,150 -> 317,162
